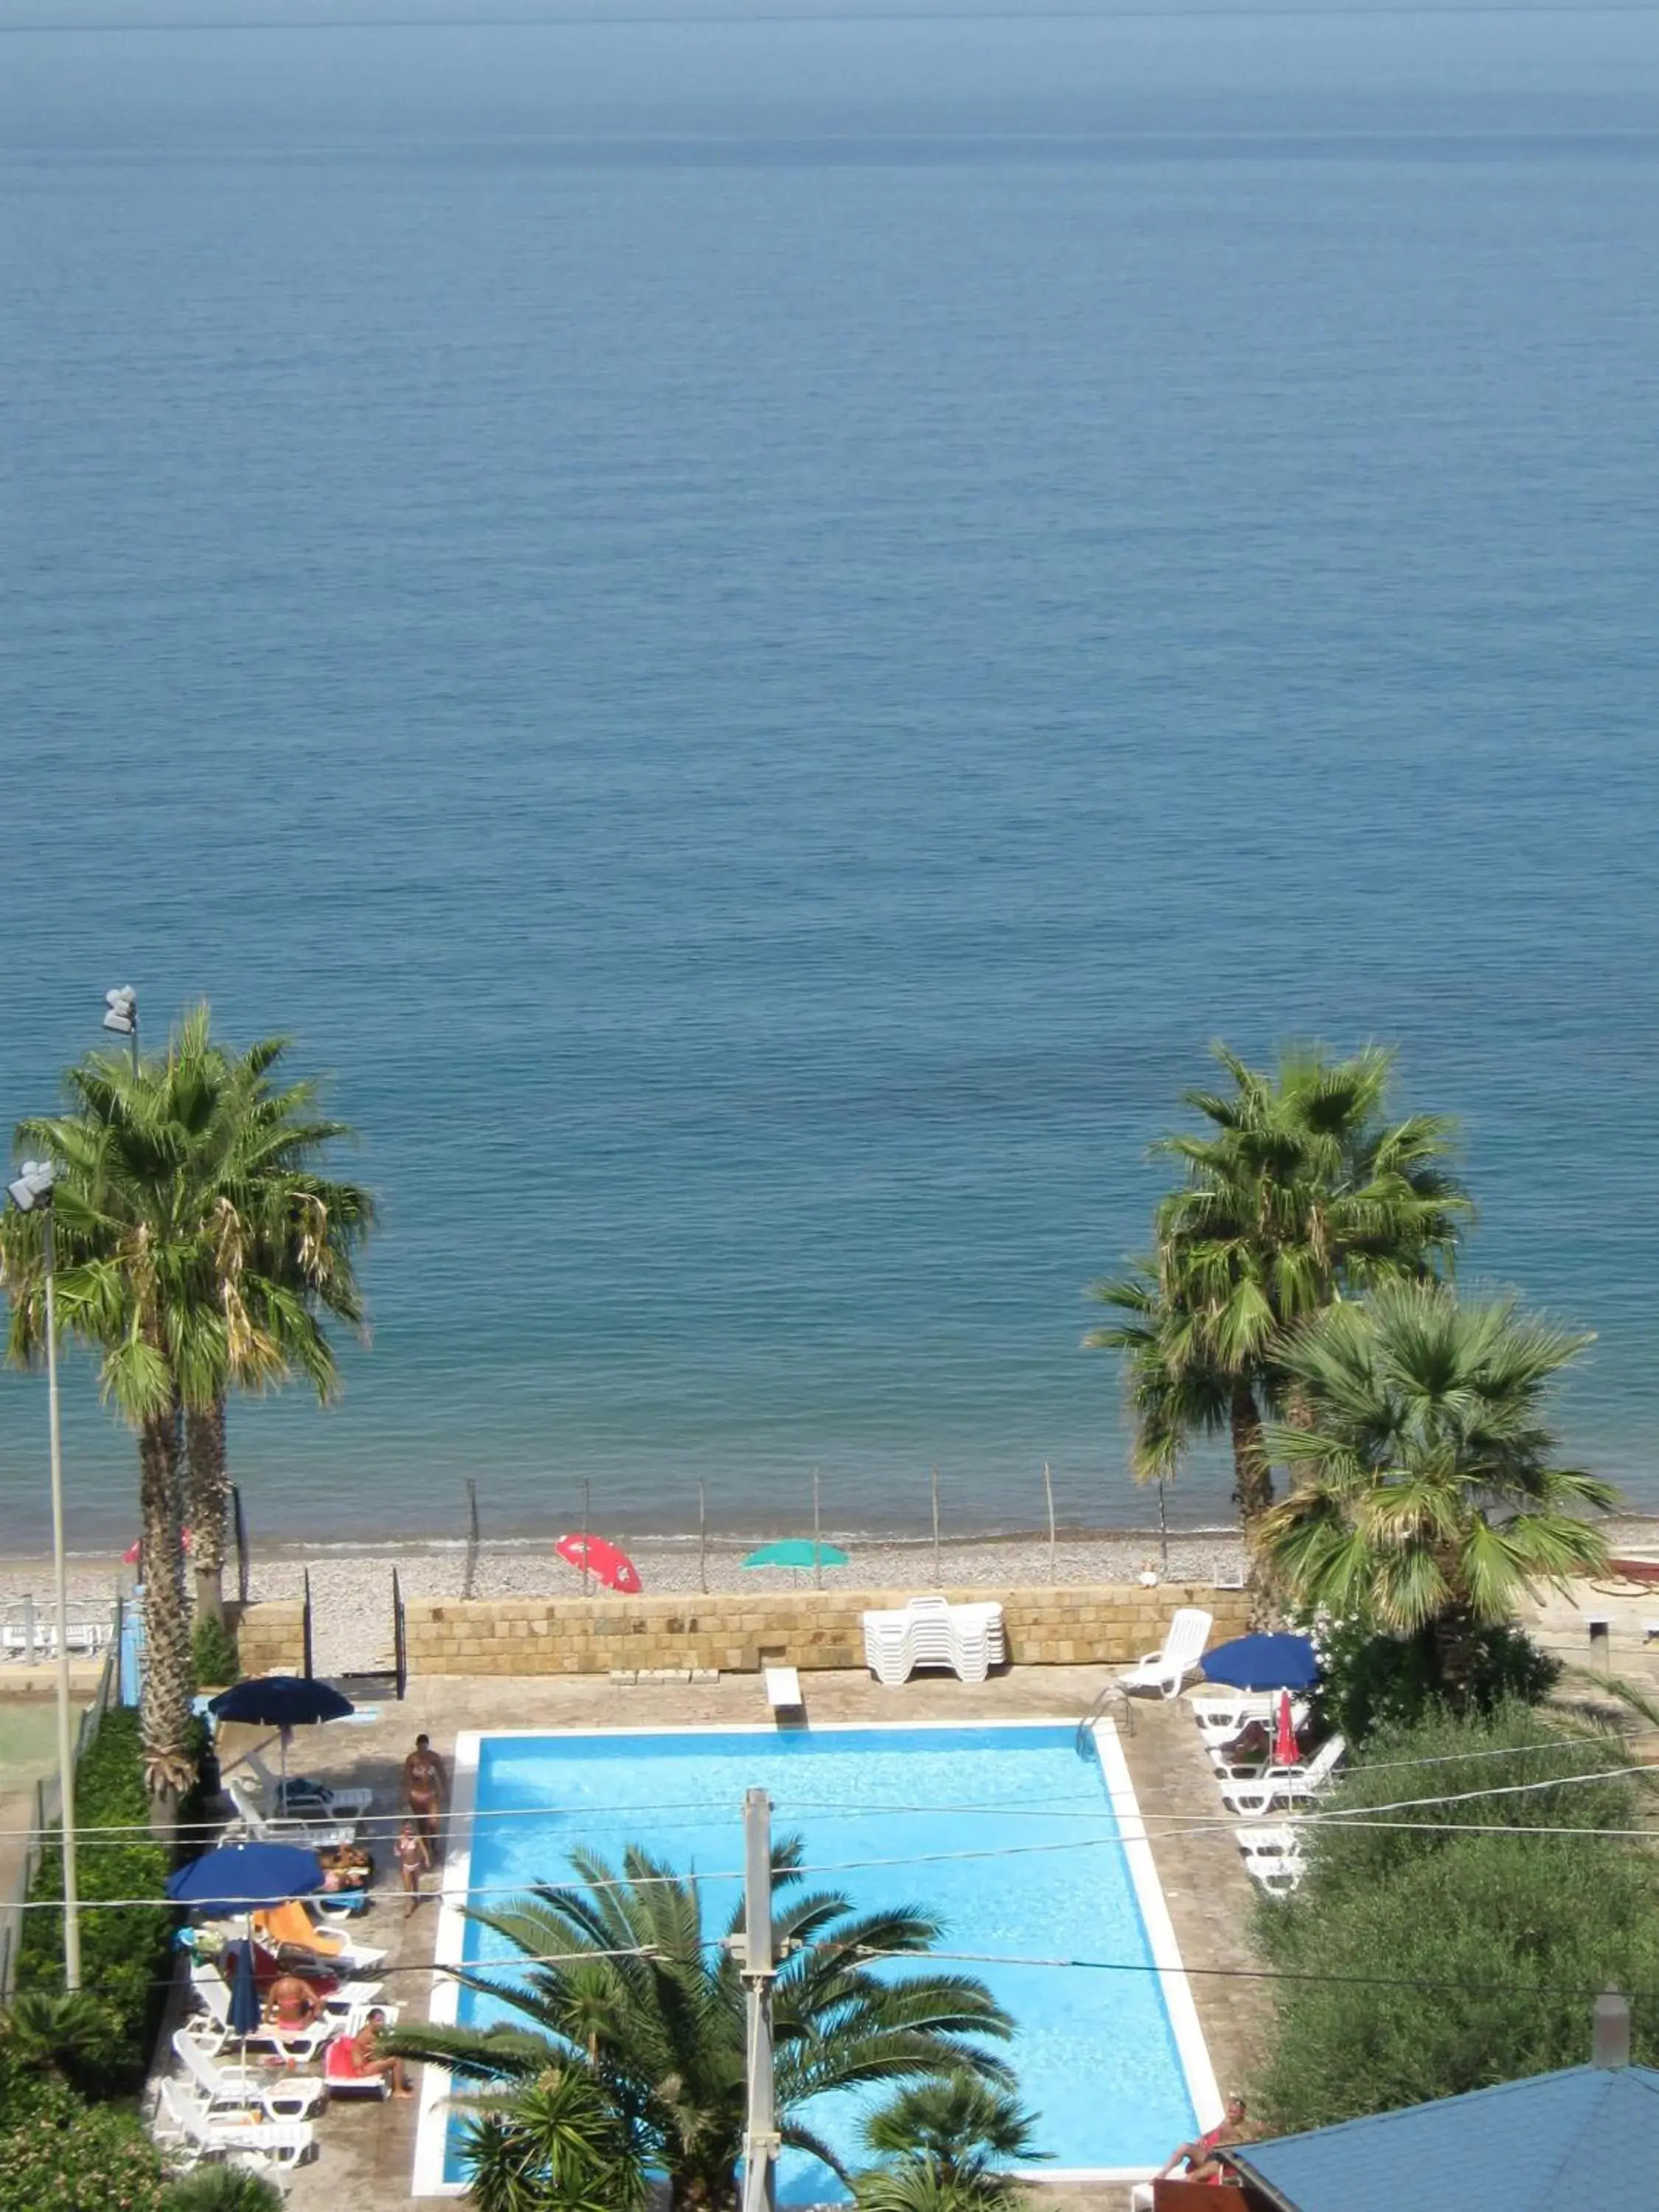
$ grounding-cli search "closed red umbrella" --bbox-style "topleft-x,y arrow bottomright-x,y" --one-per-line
556,1532 -> 642,1595
1273,1689 -> 1299,1768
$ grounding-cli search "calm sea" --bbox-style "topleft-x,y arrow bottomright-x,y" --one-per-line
3,1 -> 1658,1554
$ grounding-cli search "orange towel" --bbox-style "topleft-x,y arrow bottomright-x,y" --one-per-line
253,1899 -> 345,1957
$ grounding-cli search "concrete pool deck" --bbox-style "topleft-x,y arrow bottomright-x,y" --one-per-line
226,1665 -> 1269,2212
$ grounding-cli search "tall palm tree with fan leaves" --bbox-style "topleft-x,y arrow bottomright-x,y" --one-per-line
386,1840 -> 1015,2211
1256,1280 -> 1615,1697
1,1007 -> 372,1814
1088,1043 -> 1470,1523
170,1021 -> 374,1621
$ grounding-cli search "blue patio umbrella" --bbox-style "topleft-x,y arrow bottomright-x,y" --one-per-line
209,1674 -> 355,1793
167,1839 -> 324,1918
1200,1632 -> 1319,1693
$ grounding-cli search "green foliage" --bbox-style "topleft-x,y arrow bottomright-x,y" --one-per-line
1256,1284 -> 1613,1685
1253,1708 -> 1659,2132
1305,1614 -> 1560,1745
0,2077 -> 170,2212
853,2154 -> 1022,2212
1086,1043 -> 1468,1516
388,1837 -> 1015,2212
458,2067 -> 648,2212
190,1611 -> 240,1691
0,1991 -> 128,2102
862,2079 -> 1046,2179
161,2167 -> 285,2212
16,1708 -> 178,2087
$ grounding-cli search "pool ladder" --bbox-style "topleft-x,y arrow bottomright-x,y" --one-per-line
1075,1677 -> 1134,1754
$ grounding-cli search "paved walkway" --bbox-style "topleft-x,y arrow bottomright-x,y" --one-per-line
215,1666 -> 1267,2211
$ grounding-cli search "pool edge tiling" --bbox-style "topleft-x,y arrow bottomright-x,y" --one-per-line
412,1719 -> 1222,2199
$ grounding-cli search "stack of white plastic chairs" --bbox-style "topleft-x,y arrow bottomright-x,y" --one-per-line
862,1595 -> 1006,1686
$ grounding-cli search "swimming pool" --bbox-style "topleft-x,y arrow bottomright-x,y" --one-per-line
414,1720 -> 1219,2199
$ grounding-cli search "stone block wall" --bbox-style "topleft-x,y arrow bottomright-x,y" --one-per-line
401,1583 -> 1251,1678
227,1601 -> 307,1677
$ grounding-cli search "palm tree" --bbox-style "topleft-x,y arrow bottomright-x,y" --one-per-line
858,2077 -> 1046,2208
458,2065 -> 649,2212
170,1023 -> 373,1621
387,1840 -> 1015,2211
1256,1281 -> 1616,1695
1088,1043 -> 1469,1520
1,1009 -> 372,1812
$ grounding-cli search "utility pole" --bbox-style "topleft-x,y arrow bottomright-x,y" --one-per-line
740,1787 -> 778,2212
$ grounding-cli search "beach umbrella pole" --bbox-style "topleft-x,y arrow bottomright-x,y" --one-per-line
1043,1462 -> 1056,1585
813,1470 -> 821,1590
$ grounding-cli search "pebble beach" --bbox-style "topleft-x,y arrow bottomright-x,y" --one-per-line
7,1520 -> 1655,1678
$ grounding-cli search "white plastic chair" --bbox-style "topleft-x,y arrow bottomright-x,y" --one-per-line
172,2027 -> 326,2121
1220,1733 -> 1346,1817
1119,1607 -> 1213,1698
187,1964 -> 336,2063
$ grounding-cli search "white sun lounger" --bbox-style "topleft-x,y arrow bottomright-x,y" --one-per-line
240,1747 -> 375,1820
861,1598 -> 1006,1686
156,2079 -> 316,2172
1119,1607 -> 1212,1699
225,1773 -> 358,1851
172,2027 -> 326,2122
1220,1733 -> 1346,1818
187,1964 -> 366,2062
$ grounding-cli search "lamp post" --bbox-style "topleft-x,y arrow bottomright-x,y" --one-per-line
102,984 -> 139,1076
7,1158 -> 80,1989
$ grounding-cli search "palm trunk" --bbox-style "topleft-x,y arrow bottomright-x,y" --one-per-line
1230,1382 -> 1273,1523
1433,1599 -> 1479,1711
138,1402 -> 195,1832
186,1397 -> 230,1624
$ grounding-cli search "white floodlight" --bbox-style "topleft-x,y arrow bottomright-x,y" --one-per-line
102,985 -> 137,1037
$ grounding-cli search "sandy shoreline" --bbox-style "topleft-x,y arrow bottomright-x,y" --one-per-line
7,1518 -> 1657,1678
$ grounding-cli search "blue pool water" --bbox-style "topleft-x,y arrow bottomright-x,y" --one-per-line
448,1724 -> 1200,2196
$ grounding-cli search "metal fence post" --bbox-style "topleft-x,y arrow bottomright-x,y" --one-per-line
462,1479 -> 480,1602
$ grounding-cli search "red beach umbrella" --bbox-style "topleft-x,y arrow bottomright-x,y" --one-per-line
556,1532 -> 642,1595
1273,1688 -> 1299,1768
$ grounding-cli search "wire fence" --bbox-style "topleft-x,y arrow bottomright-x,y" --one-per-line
0,1618 -> 121,2003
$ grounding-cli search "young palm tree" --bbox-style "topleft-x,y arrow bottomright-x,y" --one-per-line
861,2077 -> 1046,2183
1,1009 -> 372,1809
459,2065 -> 649,2212
1088,1043 -> 1469,1520
852,2154 -> 1022,2212
387,1840 -> 1015,2212
1256,1281 -> 1616,1694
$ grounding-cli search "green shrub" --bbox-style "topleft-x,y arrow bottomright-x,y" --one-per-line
1255,1832 -> 1659,2132
162,2166 -> 285,2211
190,1614 -> 240,1691
1265,1702 -> 1641,1918
0,2077 -> 170,2212
15,1708 -> 178,2088
1253,1705 -> 1659,2132
1304,1614 -> 1559,1746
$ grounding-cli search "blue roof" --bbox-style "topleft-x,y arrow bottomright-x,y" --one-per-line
1234,2065 -> 1659,2212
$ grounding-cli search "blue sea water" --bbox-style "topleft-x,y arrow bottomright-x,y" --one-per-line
3,1 -> 1659,1552
453,1724 -> 1194,2191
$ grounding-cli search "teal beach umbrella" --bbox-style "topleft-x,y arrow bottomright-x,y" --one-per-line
741,1539 -> 851,1571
